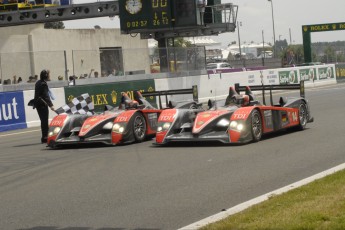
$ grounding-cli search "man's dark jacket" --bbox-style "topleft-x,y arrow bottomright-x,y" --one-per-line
34,80 -> 53,108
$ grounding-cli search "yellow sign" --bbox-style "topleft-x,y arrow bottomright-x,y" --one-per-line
111,90 -> 117,104
303,22 -> 345,33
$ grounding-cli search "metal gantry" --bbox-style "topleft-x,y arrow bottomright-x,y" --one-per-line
140,3 -> 238,39
0,1 -> 119,27
0,1 -> 237,40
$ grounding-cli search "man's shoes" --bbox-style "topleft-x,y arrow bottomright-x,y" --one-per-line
41,138 -> 47,144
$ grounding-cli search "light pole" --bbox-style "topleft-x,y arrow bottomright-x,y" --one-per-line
237,21 -> 242,60
262,30 -> 265,66
267,0 -> 276,58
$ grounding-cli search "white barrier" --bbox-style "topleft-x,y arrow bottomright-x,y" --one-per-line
23,88 -> 66,128
154,64 -> 337,105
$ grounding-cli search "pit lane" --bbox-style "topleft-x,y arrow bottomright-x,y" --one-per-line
1,83 -> 345,230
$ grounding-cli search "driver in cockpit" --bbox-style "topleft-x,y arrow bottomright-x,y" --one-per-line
119,92 -> 139,109
225,87 -> 250,107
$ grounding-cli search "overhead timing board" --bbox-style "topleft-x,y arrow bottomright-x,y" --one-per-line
119,0 -> 172,32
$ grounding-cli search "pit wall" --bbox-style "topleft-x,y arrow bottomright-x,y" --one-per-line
0,64 -> 337,132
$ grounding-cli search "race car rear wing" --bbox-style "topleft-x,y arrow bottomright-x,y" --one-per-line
139,85 -> 198,109
235,81 -> 305,106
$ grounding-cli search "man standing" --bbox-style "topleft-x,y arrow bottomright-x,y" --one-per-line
34,69 -> 55,143
197,0 -> 207,25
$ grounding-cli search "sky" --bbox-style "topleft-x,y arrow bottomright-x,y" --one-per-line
64,0 -> 345,49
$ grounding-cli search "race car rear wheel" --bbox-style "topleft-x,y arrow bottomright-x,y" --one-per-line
298,101 -> 307,130
133,113 -> 147,142
251,109 -> 262,142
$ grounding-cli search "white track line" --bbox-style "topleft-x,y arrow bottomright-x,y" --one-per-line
0,129 -> 40,137
178,163 -> 345,230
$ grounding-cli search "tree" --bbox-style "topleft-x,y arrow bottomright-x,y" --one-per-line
281,45 -> 304,66
150,38 -> 204,72
320,46 -> 336,63
274,39 -> 288,58
44,21 -> 65,29
168,37 -> 193,48
151,38 -> 194,62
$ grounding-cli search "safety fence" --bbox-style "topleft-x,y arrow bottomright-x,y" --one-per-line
0,47 -> 207,85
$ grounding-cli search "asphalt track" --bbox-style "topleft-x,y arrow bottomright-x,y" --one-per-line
1,83 -> 345,230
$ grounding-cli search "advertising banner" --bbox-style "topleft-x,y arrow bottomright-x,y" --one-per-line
335,64 -> 345,83
0,91 -> 27,132
318,66 -> 334,80
278,70 -> 298,84
64,80 -> 156,112
265,70 -> 279,85
299,68 -> 316,82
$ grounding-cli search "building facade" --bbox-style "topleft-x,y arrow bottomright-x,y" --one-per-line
0,24 -> 149,82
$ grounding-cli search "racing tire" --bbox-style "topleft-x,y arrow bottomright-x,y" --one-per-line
298,101 -> 308,130
251,109 -> 262,142
133,113 -> 147,142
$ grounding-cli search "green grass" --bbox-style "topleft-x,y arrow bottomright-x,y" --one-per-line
201,169 -> 345,230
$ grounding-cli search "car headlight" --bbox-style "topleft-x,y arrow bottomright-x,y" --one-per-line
54,127 -> 61,134
157,122 -> 172,132
163,122 -> 171,130
112,123 -> 127,134
48,127 -> 61,137
230,121 -> 238,128
113,123 -> 120,130
119,127 -> 124,133
237,124 -> 244,131
103,121 -> 113,130
230,121 -> 245,132
217,118 -> 230,127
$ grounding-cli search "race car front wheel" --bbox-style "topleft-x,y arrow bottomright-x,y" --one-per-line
133,113 -> 147,142
251,109 -> 262,142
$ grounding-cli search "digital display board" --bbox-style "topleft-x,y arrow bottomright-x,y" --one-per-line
119,0 -> 172,32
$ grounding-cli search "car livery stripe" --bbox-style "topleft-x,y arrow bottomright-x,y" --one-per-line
229,107 -> 254,143
193,110 -> 229,134
79,113 -> 120,137
112,132 -> 122,144
230,107 -> 253,121
156,131 -> 168,143
49,114 -> 68,127
229,129 -> 241,143
114,110 -> 137,123
48,114 -> 68,144
111,110 -> 138,144
287,108 -> 300,127
156,109 -> 177,144
158,109 -> 177,123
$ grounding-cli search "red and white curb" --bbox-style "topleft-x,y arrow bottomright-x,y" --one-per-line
178,163 -> 345,230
